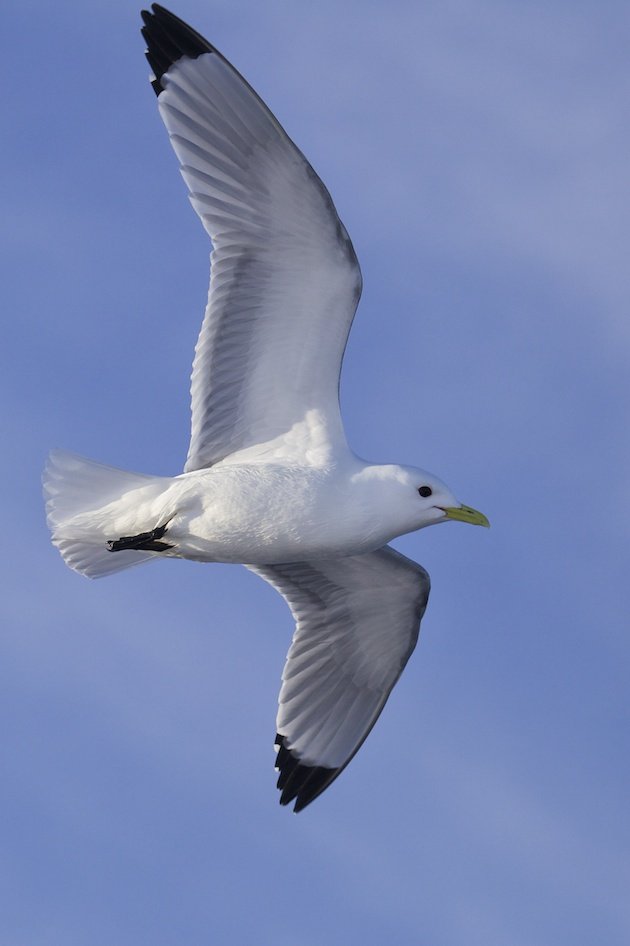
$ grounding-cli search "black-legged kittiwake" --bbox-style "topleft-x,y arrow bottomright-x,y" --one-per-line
44,5 -> 489,812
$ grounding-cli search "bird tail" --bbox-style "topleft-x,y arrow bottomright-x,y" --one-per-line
43,449 -> 171,579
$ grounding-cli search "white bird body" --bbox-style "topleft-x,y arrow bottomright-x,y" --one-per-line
44,5 -> 488,811
46,450 -> 457,570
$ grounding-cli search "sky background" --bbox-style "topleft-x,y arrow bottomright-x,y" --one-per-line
3,0 -> 630,943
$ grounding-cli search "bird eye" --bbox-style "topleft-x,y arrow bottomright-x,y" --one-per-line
418,485 -> 433,498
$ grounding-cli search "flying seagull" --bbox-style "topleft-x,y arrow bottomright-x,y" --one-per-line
44,4 -> 489,812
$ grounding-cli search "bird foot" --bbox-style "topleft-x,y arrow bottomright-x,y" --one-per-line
107,522 -> 173,553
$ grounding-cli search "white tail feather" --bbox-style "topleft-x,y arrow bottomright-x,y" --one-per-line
43,450 -> 170,579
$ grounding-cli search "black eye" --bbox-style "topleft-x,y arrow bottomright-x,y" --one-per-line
418,485 -> 433,498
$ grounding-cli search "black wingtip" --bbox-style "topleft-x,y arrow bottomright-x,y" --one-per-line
141,3 -> 215,96
274,734 -> 340,813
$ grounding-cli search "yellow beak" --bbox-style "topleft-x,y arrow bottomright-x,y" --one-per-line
441,504 -> 490,528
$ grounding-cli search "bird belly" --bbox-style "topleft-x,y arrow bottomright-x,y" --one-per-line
163,464 -> 383,565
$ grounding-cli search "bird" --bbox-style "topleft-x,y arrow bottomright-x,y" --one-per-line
44,4 -> 489,812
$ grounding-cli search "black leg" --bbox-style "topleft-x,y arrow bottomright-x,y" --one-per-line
107,522 -> 173,553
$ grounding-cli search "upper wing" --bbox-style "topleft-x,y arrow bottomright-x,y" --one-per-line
250,547 -> 430,811
141,5 -> 363,470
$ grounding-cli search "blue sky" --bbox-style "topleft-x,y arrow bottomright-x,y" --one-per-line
3,0 -> 630,943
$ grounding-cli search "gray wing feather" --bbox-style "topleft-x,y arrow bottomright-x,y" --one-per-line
250,546 -> 430,810
155,50 -> 362,469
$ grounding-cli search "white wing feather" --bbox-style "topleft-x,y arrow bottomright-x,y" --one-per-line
250,546 -> 430,809
156,52 -> 362,469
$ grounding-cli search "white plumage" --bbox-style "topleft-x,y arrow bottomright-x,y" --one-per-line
43,5 -> 488,811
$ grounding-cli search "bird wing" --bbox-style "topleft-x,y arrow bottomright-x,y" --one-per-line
249,547 -> 430,811
141,5 -> 363,470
